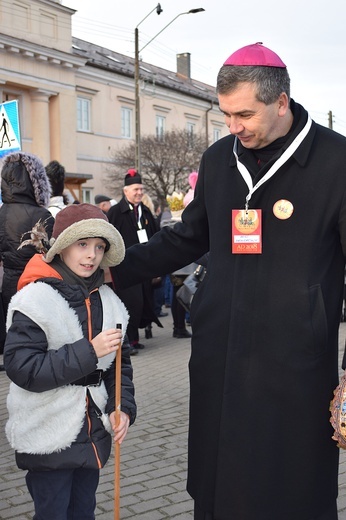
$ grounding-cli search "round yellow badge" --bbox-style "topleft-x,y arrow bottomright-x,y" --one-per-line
273,199 -> 294,220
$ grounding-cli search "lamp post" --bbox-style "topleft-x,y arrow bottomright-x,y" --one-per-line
134,4 -> 163,173
134,7 -> 205,172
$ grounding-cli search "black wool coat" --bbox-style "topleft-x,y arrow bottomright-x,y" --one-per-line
113,102 -> 346,520
0,154 -> 54,313
108,197 -> 160,330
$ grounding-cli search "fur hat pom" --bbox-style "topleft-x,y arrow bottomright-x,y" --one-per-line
45,160 -> 65,197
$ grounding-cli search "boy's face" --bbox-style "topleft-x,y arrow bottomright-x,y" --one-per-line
60,237 -> 107,277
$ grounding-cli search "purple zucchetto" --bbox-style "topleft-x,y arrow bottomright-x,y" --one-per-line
223,42 -> 286,68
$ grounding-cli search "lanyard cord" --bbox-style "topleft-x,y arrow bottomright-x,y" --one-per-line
233,115 -> 312,210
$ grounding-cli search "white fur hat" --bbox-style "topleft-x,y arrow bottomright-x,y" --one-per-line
44,203 -> 125,268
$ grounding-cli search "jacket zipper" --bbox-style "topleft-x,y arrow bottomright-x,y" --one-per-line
85,294 -> 103,470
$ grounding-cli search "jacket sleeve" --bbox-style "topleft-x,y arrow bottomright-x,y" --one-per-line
4,310 -> 98,392
111,165 -> 210,289
103,333 -> 136,425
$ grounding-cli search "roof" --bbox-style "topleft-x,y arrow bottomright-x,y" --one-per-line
65,172 -> 93,184
72,37 -> 218,104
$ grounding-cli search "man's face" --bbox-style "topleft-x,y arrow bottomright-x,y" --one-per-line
218,82 -> 288,149
97,200 -> 111,213
123,183 -> 144,205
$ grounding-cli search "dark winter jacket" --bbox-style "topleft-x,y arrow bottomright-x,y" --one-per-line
112,100 -> 346,520
108,197 -> 161,330
107,196 -> 158,249
0,152 -> 54,314
4,254 -> 136,471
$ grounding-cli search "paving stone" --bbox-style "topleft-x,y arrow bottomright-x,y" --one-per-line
1,314 -> 346,519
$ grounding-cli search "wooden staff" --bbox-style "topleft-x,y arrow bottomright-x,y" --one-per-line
114,323 -> 122,520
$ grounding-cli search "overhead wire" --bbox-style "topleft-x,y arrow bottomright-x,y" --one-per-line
2,3 -> 212,82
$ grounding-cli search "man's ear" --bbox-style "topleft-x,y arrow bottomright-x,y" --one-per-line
278,92 -> 289,116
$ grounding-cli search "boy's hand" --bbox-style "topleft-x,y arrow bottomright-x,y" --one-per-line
109,411 -> 130,444
91,328 -> 122,358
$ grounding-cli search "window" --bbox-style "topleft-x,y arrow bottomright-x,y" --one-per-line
82,189 -> 92,203
213,128 -> 221,143
156,115 -> 165,140
121,107 -> 132,138
77,97 -> 91,132
187,122 -> 195,135
186,122 -> 195,147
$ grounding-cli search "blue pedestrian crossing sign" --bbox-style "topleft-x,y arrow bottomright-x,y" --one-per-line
0,100 -> 21,158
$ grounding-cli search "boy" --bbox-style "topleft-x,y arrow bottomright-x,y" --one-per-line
4,203 -> 136,520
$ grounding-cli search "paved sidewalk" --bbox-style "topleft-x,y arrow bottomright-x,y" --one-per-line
0,315 -> 346,519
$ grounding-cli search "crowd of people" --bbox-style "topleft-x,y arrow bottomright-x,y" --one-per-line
1,40 -> 346,520
0,153 -> 194,359
0,148 -> 197,517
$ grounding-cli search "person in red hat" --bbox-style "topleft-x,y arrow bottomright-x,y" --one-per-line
3,203 -> 136,520
111,42 -> 346,520
107,169 -> 162,354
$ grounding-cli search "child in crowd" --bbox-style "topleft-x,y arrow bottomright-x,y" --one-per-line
4,203 -> 136,520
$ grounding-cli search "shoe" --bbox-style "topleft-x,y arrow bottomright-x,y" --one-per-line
145,326 -> 153,339
157,311 -> 168,317
165,303 -> 171,308
0,364 -> 5,371
133,342 -> 145,350
129,347 -> 138,356
173,328 -> 192,339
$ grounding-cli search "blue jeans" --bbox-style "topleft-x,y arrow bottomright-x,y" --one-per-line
164,274 -> 173,305
26,467 -> 99,520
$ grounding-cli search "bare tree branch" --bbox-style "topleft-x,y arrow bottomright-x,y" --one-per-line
105,129 -> 206,206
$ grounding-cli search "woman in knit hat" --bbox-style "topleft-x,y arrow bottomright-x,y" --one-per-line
3,203 -> 136,520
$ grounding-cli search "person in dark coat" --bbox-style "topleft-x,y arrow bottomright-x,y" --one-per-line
94,194 -> 117,214
110,43 -> 346,520
108,169 -> 161,353
161,190 -> 195,338
0,152 -> 54,370
0,152 -> 54,316
4,203 -> 136,520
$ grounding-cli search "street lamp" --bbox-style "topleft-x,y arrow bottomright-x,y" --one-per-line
134,7 -> 205,172
134,4 -> 163,173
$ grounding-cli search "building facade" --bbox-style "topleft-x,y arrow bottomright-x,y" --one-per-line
0,0 -> 227,202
